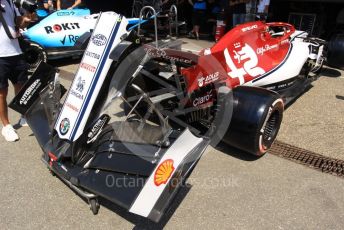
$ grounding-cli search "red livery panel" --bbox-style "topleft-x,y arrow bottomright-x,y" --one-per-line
181,21 -> 295,93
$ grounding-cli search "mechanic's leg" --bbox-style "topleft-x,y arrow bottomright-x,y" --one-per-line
11,55 -> 29,126
194,25 -> 200,39
11,55 -> 28,96
0,87 -> 10,126
0,57 -> 10,126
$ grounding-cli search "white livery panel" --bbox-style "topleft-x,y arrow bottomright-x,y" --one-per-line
55,12 -> 129,141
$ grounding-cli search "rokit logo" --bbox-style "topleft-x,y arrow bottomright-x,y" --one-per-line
80,63 -> 96,72
193,90 -> 213,107
197,72 -> 220,87
19,80 -> 42,105
85,51 -> 100,59
44,23 -> 80,34
91,34 -> 107,46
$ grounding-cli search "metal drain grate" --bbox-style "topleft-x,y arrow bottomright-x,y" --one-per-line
269,141 -> 344,178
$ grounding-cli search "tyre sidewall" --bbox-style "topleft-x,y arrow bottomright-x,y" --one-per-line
24,42 -> 47,72
254,97 -> 284,156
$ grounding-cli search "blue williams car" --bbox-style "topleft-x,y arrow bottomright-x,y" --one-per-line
23,8 -> 151,71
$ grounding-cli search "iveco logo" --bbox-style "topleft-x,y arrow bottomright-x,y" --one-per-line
91,34 -> 107,46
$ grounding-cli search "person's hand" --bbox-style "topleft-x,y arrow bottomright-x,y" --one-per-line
67,7 -> 73,10
17,12 -> 37,29
25,12 -> 38,22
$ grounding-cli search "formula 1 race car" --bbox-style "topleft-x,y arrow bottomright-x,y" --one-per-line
10,12 -> 325,222
22,8 -> 154,72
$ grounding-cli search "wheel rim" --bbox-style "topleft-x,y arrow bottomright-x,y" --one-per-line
25,47 -> 45,70
262,109 -> 280,149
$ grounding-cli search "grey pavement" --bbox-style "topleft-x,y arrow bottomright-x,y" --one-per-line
0,38 -> 344,230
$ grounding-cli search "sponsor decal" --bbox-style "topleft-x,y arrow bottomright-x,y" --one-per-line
80,62 -> 96,72
86,115 -> 110,144
91,34 -> 107,46
197,72 -> 220,87
266,80 -> 296,91
19,80 -> 42,105
57,11 -> 75,16
75,76 -> 85,92
197,74 -> 205,87
70,89 -> 84,100
193,90 -> 213,107
234,42 -> 241,49
65,102 -> 79,113
85,50 -> 100,59
241,24 -> 258,32
145,48 -> 192,64
256,44 -> 278,55
60,35 -> 67,45
44,23 -> 80,34
224,43 -> 265,84
68,35 -> 80,43
59,118 -> 70,135
61,35 -> 80,45
281,39 -> 289,45
154,159 -> 175,186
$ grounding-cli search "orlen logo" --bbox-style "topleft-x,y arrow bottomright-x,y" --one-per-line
154,159 -> 175,186
241,24 -> 258,32
44,23 -> 80,34
91,34 -> 107,46
224,43 -> 265,85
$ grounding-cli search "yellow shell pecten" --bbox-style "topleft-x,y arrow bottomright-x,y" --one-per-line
154,159 -> 175,186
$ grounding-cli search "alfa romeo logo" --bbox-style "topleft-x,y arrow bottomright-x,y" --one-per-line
59,118 -> 70,135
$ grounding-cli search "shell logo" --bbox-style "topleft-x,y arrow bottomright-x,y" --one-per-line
154,159 -> 175,186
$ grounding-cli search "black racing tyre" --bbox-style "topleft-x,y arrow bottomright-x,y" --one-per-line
23,42 -> 47,73
221,86 -> 284,156
327,32 -> 344,70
